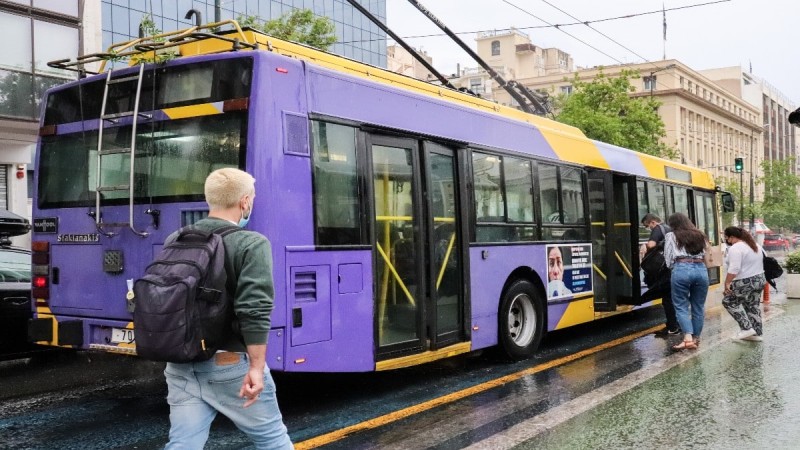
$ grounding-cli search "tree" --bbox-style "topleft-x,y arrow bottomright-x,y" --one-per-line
239,9 -> 336,51
760,157 -> 800,231
716,175 -> 760,229
553,69 -> 676,159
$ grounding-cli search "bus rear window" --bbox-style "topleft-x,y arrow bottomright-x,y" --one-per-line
37,112 -> 246,209
42,57 -> 252,125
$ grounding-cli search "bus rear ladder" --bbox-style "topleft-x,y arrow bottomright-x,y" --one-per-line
95,64 -> 149,237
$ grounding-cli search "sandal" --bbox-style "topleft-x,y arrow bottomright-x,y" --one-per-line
672,340 -> 698,351
693,338 -> 700,347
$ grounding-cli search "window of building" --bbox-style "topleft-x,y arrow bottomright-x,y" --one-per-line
0,8 -> 78,120
491,40 -> 500,56
34,0 -> 79,16
560,85 -> 573,95
644,75 -> 657,91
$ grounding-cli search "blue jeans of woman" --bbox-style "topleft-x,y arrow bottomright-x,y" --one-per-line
164,352 -> 293,450
670,261 -> 709,337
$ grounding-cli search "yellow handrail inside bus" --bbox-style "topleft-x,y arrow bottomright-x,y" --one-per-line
375,244 -> 416,307
593,264 -> 607,280
614,251 -> 633,278
436,233 -> 456,290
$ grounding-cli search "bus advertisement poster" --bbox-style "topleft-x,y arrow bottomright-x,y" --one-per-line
546,243 -> 593,301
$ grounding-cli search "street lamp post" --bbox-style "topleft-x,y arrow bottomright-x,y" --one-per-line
750,130 -> 755,234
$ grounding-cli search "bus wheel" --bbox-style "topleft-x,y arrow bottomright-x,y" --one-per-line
498,279 -> 544,360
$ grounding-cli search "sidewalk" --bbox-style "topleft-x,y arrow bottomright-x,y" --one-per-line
471,274 -> 800,449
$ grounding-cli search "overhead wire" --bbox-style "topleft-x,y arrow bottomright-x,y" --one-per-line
373,0 -> 730,42
536,0 -> 678,91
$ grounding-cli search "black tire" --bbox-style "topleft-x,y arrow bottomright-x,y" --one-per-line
497,279 -> 545,360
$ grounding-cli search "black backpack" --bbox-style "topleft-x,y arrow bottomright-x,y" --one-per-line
762,249 -> 783,289
132,225 -> 240,362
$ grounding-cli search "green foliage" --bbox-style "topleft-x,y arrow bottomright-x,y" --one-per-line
716,175 -> 761,228
238,9 -> 336,51
760,157 -> 800,231
553,69 -> 676,159
784,250 -> 800,274
131,14 -> 178,64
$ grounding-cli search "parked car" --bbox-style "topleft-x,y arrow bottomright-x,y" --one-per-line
0,210 -> 31,352
792,235 -> 800,249
763,233 -> 790,252
0,244 -> 31,351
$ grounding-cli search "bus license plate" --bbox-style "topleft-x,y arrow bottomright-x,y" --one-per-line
111,328 -> 135,344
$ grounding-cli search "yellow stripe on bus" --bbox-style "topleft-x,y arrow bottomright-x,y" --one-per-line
162,102 -> 223,119
554,296 -> 595,329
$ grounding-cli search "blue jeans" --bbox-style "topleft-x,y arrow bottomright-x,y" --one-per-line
164,353 -> 293,450
670,262 -> 709,337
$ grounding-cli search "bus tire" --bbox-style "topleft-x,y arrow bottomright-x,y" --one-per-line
497,279 -> 545,360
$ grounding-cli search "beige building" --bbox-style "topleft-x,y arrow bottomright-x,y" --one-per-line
386,44 -> 435,81
493,61 -> 764,199
477,28 -> 573,79
700,67 -> 797,174
447,28 -> 573,103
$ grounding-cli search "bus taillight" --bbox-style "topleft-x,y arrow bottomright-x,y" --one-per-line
31,241 -> 50,302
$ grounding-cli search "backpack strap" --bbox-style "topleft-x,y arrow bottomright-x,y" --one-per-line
213,225 -> 243,238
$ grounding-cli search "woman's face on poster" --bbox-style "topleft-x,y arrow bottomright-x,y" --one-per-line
548,247 -> 564,281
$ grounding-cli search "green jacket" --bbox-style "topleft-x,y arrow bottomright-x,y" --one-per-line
187,217 -> 274,351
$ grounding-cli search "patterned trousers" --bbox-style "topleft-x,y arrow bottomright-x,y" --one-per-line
722,273 -> 766,335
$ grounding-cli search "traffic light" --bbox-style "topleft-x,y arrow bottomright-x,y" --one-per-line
734,157 -> 744,173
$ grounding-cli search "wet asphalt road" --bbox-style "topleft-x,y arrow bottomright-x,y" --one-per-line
0,305 -> 668,449
0,273 -> 792,449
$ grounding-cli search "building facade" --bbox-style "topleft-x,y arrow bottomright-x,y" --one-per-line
386,44 -> 433,81
447,28 -> 573,103
700,66 -> 798,174
0,0 -> 90,245
101,0 -> 387,67
494,61 -> 764,199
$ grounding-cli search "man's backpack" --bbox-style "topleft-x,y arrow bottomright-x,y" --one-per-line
132,225 -> 240,362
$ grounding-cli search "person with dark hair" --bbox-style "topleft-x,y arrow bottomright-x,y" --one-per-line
640,214 -> 678,335
722,226 -> 766,342
664,212 -> 710,351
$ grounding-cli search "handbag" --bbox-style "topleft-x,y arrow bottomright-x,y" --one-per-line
763,249 -> 783,287
703,243 -> 722,268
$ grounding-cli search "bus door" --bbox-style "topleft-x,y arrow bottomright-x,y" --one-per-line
588,170 -> 638,310
367,135 -> 465,358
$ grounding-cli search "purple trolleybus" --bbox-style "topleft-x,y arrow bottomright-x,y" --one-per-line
28,22 -> 723,372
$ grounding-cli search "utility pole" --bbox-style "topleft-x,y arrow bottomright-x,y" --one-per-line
215,0 -> 221,23
750,129 -> 755,235
740,164 -> 745,225
648,64 -> 676,98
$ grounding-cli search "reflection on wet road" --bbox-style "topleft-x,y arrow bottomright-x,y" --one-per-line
2,285 -> 795,449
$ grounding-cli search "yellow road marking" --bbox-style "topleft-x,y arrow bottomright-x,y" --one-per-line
294,324 -> 663,449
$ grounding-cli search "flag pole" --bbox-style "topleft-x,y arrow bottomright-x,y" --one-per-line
662,3 -> 667,60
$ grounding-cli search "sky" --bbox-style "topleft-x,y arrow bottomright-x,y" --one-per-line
384,0 -> 799,105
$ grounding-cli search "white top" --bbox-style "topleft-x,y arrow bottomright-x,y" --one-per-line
725,241 -> 764,280
664,232 -> 705,269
